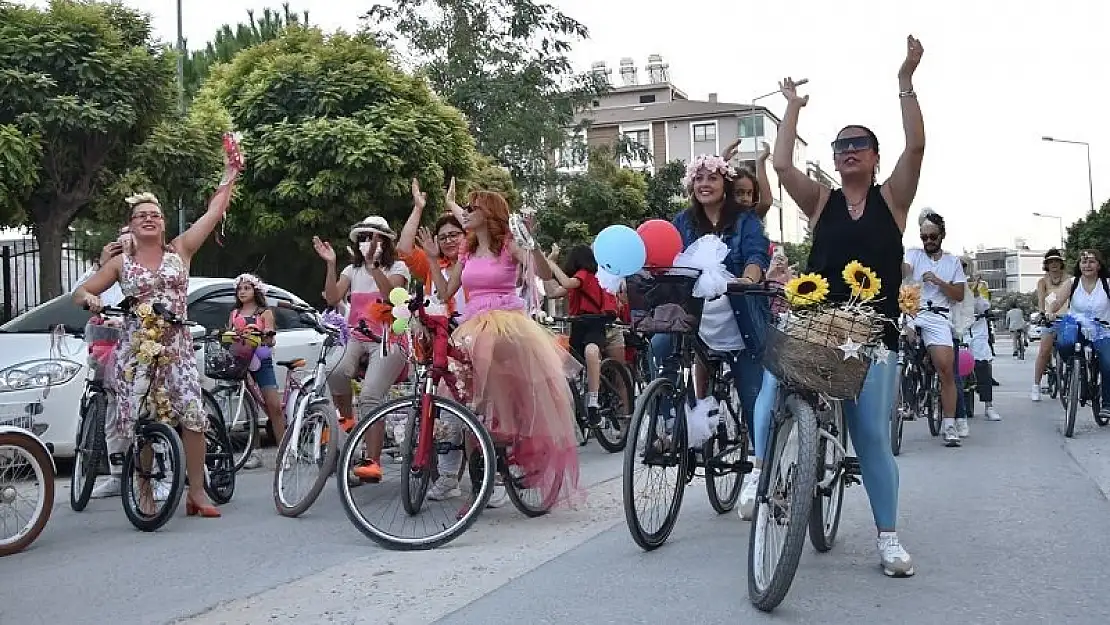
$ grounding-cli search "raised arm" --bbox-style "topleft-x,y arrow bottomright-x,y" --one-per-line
172,163 -> 239,261
754,142 -> 773,218
397,178 -> 427,255
445,177 -> 466,225
72,255 -> 123,312
880,35 -> 926,224
312,236 -> 351,307
773,78 -> 828,221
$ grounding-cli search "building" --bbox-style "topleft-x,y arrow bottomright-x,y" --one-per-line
971,241 -> 1046,295
558,55 -> 830,245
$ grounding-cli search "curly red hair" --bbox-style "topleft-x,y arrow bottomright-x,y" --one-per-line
465,190 -> 511,256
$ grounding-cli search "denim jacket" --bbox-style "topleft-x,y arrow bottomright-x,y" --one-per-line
672,208 -> 772,356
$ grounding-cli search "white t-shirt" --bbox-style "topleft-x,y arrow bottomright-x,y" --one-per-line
1068,278 -> 1110,320
904,248 -> 966,310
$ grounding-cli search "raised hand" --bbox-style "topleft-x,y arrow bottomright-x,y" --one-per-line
899,35 -> 924,81
779,77 -> 809,107
411,178 -> 427,211
758,141 -> 771,162
445,177 -> 460,212
416,226 -> 440,258
723,137 -> 741,161
312,235 -> 336,263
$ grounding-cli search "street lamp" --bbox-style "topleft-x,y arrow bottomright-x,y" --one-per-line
745,79 -> 807,244
176,0 -> 186,235
1032,211 -> 1065,251
1042,136 -> 1095,215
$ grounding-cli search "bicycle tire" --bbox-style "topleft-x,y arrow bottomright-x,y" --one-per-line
809,403 -> 846,553
1091,361 -> 1107,426
1059,359 -> 1069,409
1065,358 -> 1080,438
502,451 -> 562,517
207,384 -> 259,473
593,358 -> 634,453
926,374 -> 941,437
890,363 -> 906,457
121,421 -> 186,532
568,377 -> 590,446
71,392 -> 107,512
622,377 -> 688,551
1047,359 -> 1059,399
399,401 -> 432,516
747,393 -> 818,612
964,375 -> 977,419
0,432 -> 55,556
337,396 -> 495,550
203,412 -> 237,505
273,400 -> 338,518
705,384 -> 745,513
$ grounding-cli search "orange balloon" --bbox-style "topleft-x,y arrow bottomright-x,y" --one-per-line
637,219 -> 683,267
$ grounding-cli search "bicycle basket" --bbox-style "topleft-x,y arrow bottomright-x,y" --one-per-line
203,333 -> 253,380
762,295 -> 886,400
626,267 -> 704,334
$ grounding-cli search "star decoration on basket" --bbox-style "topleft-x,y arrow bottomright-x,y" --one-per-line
838,337 -> 863,360
871,343 -> 892,363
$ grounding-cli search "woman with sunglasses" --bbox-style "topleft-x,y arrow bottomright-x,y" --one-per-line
1046,249 -> 1110,422
426,181 -> 581,508
755,35 -> 925,578
313,217 -> 410,484
1032,249 -> 1068,401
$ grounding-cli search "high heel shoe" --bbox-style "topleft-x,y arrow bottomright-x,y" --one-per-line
185,495 -> 221,518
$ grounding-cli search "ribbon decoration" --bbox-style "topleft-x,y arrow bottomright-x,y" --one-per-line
673,234 -> 735,299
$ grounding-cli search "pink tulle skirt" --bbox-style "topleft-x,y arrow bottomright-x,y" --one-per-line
454,309 -> 584,507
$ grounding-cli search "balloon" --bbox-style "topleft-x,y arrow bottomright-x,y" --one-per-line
957,348 -> 974,378
392,317 -> 409,334
255,345 -> 271,360
249,355 -> 262,372
393,306 -> 412,320
637,219 -> 683,267
388,287 -> 409,306
592,225 -> 646,277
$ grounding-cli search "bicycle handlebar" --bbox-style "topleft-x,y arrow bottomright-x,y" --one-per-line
92,298 -> 195,327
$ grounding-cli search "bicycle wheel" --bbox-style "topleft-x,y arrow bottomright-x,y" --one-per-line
622,377 -> 688,551
273,399 -> 338,517
0,431 -> 55,556
964,374 -> 977,419
593,359 -> 634,453
337,395 -> 496,550
71,392 -> 107,512
890,362 -> 906,457
206,385 -> 259,472
121,421 -> 186,532
1058,359 -> 1069,409
501,448 -> 562,517
747,393 -> 818,612
1047,355 -> 1060,399
1091,362 -> 1108,426
706,383 -> 745,513
809,403 -> 846,553
399,400 -> 433,516
1065,358 -> 1080,438
204,412 -> 237,505
925,374 -> 941,437
568,377 -> 590,447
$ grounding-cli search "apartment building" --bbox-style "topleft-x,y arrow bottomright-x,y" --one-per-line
558,55 -> 836,244
971,241 -> 1046,295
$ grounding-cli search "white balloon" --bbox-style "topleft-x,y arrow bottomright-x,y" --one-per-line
393,306 -> 412,320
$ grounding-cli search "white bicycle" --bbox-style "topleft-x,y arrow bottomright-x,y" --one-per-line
0,415 -> 55,556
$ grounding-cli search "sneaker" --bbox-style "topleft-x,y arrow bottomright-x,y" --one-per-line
242,451 -> 263,470
427,476 -> 461,501
985,406 -> 1002,421
352,460 -> 383,483
153,481 -> 170,502
955,418 -> 970,438
877,532 -> 915,577
737,468 -> 760,521
91,476 -> 121,499
586,406 -> 601,428
487,481 -> 507,508
942,422 -> 961,447
1031,384 -> 1042,402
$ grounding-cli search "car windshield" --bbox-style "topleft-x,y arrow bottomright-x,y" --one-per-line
1,294 -> 92,334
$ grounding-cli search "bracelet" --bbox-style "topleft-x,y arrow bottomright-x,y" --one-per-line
899,89 -> 917,98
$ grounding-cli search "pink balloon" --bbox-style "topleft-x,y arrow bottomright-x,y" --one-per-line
637,219 -> 683,267
249,354 -> 262,372
957,348 -> 974,378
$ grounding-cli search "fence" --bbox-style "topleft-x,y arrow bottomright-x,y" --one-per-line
1,238 -> 97,323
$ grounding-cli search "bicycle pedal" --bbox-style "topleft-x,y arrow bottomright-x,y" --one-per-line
842,456 -> 861,476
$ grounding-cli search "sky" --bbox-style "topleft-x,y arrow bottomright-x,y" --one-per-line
22,0 -> 1110,254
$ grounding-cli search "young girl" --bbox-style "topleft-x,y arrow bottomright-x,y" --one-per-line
228,273 -> 284,469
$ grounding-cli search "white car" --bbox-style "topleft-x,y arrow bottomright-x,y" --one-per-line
0,278 -> 325,458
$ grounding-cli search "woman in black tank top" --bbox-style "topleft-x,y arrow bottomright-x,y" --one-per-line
748,36 -> 926,580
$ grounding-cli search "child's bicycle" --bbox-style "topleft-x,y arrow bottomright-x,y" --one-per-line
0,415 -> 55,556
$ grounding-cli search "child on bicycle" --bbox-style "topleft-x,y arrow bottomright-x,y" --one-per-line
228,273 -> 284,469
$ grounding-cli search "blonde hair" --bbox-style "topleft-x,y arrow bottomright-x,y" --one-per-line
125,192 -> 161,208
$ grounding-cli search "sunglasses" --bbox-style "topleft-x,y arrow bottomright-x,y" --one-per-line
461,204 -> 480,214
831,136 -> 875,154
356,232 -> 380,242
437,231 -> 464,243
920,233 -> 941,242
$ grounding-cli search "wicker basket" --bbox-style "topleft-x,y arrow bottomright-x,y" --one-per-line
626,267 -> 704,334
203,333 -> 253,380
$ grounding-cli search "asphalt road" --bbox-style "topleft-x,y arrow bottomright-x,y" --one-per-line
4,337 -> 1110,625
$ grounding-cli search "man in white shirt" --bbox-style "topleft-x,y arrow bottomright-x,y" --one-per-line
904,209 -> 968,446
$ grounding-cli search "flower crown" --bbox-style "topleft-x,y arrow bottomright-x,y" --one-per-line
682,154 -> 737,189
125,192 -> 161,207
235,273 -> 268,296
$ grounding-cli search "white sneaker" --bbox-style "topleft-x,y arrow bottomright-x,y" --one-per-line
91,476 -> 121,499
955,418 -> 970,438
154,481 -> 170,502
877,532 -> 915,577
737,468 -> 760,520
242,451 -> 263,470
942,422 -> 961,447
486,482 -> 507,508
1031,384 -> 1042,402
426,476 -> 461,501
985,406 -> 1002,421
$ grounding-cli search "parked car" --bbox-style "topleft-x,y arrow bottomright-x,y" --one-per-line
0,278 -> 327,458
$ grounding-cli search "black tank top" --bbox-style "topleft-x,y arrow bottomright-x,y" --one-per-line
806,185 -> 903,350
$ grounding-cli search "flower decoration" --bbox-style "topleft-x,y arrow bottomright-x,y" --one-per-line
842,260 -> 881,302
682,154 -> 738,189
367,301 -> 394,325
321,310 -> 350,346
234,273 -> 268,296
123,301 -> 175,425
898,283 -> 922,315
784,273 -> 830,307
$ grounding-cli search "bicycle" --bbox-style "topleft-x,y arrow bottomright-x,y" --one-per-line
890,315 -> 921,456
621,270 -> 768,551
1057,315 -> 1110,437
202,326 -> 277,472
1013,327 -> 1027,360
1036,318 -> 1060,400
70,318 -> 119,511
0,415 -> 55,556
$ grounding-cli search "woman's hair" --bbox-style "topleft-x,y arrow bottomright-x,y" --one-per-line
234,278 -> 268,310
1042,248 -> 1065,272
350,233 -> 397,269
434,214 -> 464,234
1073,249 -> 1109,279
733,168 -> 761,207
690,178 -> 743,236
562,245 -> 598,276
465,190 -> 511,255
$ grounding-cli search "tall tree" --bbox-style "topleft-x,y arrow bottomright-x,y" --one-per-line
0,0 -> 176,298
362,0 -> 606,195
644,160 -> 687,221
1064,197 -> 1110,267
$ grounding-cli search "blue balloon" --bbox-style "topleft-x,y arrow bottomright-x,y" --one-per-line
592,225 -> 647,277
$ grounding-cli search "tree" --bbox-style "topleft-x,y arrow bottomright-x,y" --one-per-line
1064,197 -> 1110,267
362,0 -> 606,194
0,0 -> 176,298
644,160 -> 686,221
192,26 -> 477,301
782,235 -> 812,270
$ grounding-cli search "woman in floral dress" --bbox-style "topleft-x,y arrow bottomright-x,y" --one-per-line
74,161 -> 240,518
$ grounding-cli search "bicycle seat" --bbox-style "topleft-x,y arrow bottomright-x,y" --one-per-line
276,358 -> 305,370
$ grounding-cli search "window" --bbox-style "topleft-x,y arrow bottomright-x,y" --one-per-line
557,132 -> 587,169
187,293 -> 236,333
739,115 -> 765,138
692,123 -> 716,143
623,129 -> 649,147
639,94 -> 656,104
1,294 -> 92,333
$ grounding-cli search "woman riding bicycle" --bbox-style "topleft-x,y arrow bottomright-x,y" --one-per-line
229,273 -> 284,469
1046,249 -> 1110,421
750,35 -> 925,578
1032,249 -> 1067,401
74,159 -> 240,518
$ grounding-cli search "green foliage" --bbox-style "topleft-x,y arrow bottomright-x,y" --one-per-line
362,0 -> 606,193
644,160 -> 686,221
1064,197 -> 1110,267
782,234 -> 812,270
0,123 -> 40,223
464,154 -> 521,210
992,291 -> 1037,314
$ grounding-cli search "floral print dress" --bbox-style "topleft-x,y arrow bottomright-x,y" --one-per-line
111,249 -> 206,437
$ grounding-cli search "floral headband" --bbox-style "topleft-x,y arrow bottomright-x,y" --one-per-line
235,273 -> 268,296
125,192 -> 161,207
682,154 -> 737,189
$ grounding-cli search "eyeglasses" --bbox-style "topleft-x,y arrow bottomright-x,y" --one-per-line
920,233 -> 941,242
356,232 -> 373,242
131,211 -> 163,222
831,136 -> 875,154
438,231 -> 464,243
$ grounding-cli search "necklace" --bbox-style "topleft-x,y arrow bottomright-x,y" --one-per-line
1047,273 -> 1064,287
844,190 -> 867,217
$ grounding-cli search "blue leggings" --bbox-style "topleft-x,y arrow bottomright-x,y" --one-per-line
751,352 -> 901,530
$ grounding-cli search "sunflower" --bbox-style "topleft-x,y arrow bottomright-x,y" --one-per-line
784,273 -> 830,307
842,260 -> 882,301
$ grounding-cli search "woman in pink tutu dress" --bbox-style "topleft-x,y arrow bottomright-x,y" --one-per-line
423,185 -> 582,507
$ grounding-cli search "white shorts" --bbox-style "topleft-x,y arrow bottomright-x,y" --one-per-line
913,311 -> 954,348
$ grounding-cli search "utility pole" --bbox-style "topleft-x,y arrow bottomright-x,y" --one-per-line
176,0 -> 186,235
